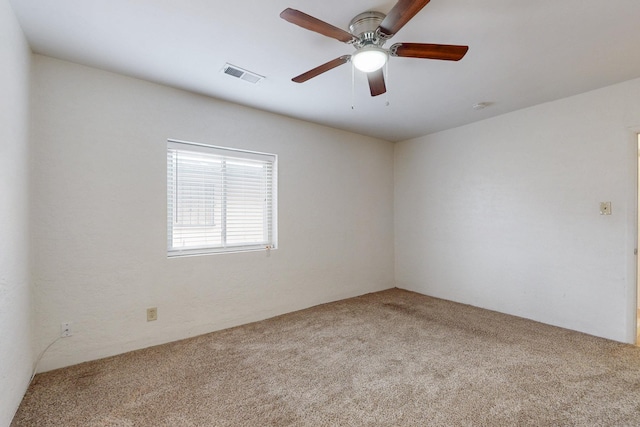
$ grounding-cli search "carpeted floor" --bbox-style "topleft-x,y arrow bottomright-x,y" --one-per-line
12,289 -> 640,426
637,310 -> 640,345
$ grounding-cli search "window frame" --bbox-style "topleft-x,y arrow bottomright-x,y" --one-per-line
167,139 -> 277,257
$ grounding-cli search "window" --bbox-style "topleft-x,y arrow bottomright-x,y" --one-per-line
167,140 -> 277,256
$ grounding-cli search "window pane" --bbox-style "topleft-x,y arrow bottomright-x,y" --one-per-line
167,141 -> 276,256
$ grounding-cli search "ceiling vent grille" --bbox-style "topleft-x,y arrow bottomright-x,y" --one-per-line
222,64 -> 264,84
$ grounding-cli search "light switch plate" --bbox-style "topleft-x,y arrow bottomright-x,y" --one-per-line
600,202 -> 611,215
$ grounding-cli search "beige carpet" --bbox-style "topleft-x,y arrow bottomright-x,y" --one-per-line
637,310 -> 640,345
12,289 -> 640,426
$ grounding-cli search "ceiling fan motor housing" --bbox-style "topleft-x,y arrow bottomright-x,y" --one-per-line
349,11 -> 386,48
280,2 -> 469,96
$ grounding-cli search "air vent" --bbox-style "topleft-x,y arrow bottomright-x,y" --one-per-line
222,64 -> 264,84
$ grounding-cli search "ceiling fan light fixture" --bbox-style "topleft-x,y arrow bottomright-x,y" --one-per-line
352,46 -> 388,73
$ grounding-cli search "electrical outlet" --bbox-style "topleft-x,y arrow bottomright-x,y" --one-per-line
147,307 -> 158,322
61,322 -> 72,337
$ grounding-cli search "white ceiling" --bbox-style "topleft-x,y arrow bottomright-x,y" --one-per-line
10,0 -> 640,142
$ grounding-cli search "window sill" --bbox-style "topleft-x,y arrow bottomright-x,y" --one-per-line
167,245 -> 277,258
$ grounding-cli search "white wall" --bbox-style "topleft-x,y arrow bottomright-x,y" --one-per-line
30,55 -> 395,372
0,0 -> 32,425
395,78 -> 640,343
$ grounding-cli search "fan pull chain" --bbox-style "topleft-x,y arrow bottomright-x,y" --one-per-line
385,61 -> 390,107
351,60 -> 355,110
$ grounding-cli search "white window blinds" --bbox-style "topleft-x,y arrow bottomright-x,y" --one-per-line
167,140 -> 277,256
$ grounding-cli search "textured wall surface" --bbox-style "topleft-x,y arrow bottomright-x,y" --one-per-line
30,55 -> 395,372
0,0 -> 32,425
395,78 -> 640,343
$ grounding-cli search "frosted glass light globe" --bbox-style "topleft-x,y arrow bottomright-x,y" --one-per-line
352,47 -> 388,73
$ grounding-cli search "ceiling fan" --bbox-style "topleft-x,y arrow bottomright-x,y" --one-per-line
280,0 -> 468,97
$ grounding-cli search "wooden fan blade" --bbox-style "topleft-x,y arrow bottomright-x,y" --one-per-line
280,8 -> 356,43
292,56 -> 351,83
390,43 -> 469,61
367,68 -> 386,97
378,0 -> 431,38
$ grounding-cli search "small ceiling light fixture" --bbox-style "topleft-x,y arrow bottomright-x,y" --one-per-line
352,46 -> 388,73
